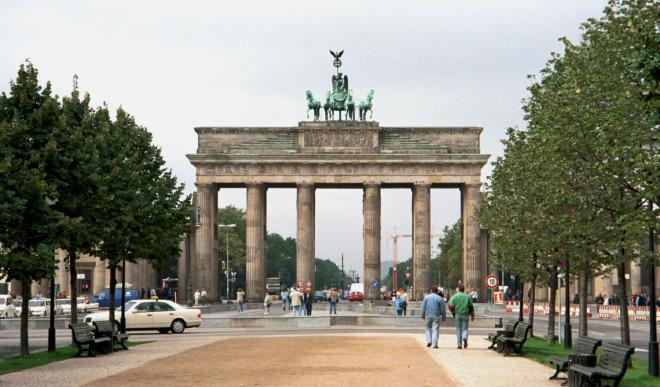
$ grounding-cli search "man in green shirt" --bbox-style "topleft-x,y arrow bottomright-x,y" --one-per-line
448,284 -> 474,349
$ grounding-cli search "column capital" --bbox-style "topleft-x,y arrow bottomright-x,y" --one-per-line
363,182 -> 381,188
413,182 -> 432,188
245,181 -> 265,188
296,182 -> 315,189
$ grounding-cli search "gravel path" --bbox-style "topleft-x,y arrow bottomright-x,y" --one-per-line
0,333 -> 556,386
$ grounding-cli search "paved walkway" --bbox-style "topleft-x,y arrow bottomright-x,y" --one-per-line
0,333 -> 557,386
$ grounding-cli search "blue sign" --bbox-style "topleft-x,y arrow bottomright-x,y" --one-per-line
371,279 -> 379,288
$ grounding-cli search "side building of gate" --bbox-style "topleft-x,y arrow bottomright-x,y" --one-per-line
185,121 -> 489,302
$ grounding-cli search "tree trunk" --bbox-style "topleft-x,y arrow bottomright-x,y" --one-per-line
20,280 -> 31,355
109,264 -> 117,326
547,266 -> 558,343
579,267 -> 588,337
528,275 -> 536,337
518,280 -> 525,322
617,256 -> 631,345
69,252 -> 78,327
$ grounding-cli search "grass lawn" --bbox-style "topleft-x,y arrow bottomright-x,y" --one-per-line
0,340 -> 146,376
522,336 -> 658,387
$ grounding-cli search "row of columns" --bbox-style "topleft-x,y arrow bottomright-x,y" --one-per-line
191,182 -> 483,303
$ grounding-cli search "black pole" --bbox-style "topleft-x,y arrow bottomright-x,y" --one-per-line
518,279 -> 524,322
648,200 -> 658,376
564,253 -> 572,349
120,257 -> 126,334
186,232 -> 193,307
48,276 -> 55,352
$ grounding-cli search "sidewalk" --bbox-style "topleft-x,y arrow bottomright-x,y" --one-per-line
0,333 -> 557,386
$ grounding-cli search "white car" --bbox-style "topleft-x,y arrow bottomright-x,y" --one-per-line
84,299 -> 202,334
56,299 -> 71,314
77,297 -> 99,314
0,295 -> 17,318
28,299 -> 48,317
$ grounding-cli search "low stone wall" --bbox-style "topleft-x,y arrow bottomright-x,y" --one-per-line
202,315 -> 500,329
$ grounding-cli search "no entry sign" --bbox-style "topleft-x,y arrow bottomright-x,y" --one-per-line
484,275 -> 499,289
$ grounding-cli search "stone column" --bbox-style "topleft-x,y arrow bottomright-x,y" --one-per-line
246,183 -> 267,302
193,184 -> 219,300
93,257 -> 106,294
630,261 -> 641,295
462,183 -> 482,295
296,183 -> 315,289
363,183 -> 381,300
57,250 -> 69,296
412,183 -> 431,301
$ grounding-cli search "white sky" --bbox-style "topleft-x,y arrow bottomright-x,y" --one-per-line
1,0 -> 608,277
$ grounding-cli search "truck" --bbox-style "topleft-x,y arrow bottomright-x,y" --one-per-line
266,277 -> 283,297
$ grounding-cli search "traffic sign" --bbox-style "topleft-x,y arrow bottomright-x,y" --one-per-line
371,279 -> 379,288
484,275 -> 499,289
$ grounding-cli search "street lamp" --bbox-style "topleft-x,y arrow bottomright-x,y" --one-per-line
186,196 -> 201,307
562,251 -> 572,349
218,224 -> 236,303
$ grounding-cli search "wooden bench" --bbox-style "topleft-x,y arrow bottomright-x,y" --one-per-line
496,321 -> 531,356
68,322 -> 111,357
487,319 -> 519,350
548,336 -> 602,380
93,320 -> 129,352
569,342 -> 635,387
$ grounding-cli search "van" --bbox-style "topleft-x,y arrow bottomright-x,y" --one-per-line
0,295 -> 17,318
92,287 -> 139,308
348,283 -> 364,302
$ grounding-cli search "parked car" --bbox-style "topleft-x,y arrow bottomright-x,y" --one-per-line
92,287 -> 139,308
56,299 -> 71,314
77,297 -> 99,314
0,295 -> 17,318
29,299 -> 48,317
348,292 -> 364,302
313,291 -> 327,302
84,299 -> 202,334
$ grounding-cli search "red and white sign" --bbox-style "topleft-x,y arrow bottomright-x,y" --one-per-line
484,275 -> 499,289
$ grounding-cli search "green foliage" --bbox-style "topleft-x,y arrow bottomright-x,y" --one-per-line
433,221 -> 462,289
265,232 -> 295,285
480,0 -> 658,285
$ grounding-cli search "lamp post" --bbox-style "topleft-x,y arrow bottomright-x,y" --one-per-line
121,257 -> 126,334
186,196 -> 202,307
48,275 -> 55,351
218,224 -> 236,302
563,252 -> 572,349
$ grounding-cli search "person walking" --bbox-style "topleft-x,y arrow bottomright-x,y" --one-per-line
304,288 -> 313,316
194,289 -> 201,306
420,286 -> 447,349
290,287 -> 303,316
263,293 -> 272,315
280,288 -> 289,311
329,288 -> 339,314
448,284 -> 474,349
200,288 -> 207,304
400,288 -> 409,316
236,288 -> 245,312
395,291 -> 404,316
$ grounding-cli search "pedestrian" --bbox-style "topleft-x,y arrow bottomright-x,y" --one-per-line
304,288 -> 313,316
603,294 -> 610,306
401,288 -> 409,316
236,288 -> 245,312
290,287 -> 303,316
280,288 -> 289,311
200,288 -> 207,304
194,289 -> 201,306
470,288 -> 478,304
420,286 -> 447,349
264,292 -> 272,315
141,287 -> 146,299
287,289 -> 292,310
448,284 -> 474,349
395,290 -> 404,316
329,288 -> 339,314
572,293 -> 579,305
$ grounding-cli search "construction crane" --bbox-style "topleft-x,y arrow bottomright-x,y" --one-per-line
389,229 -> 444,291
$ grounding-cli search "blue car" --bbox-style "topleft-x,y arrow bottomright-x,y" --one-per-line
92,287 -> 139,308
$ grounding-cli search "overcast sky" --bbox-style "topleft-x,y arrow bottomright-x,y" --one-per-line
1,1 -> 608,278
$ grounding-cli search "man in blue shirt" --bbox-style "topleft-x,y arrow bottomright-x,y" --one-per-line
420,286 -> 447,348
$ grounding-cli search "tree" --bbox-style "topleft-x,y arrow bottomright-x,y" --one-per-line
92,108 -> 188,327
0,62 -> 61,355
433,221 -> 462,290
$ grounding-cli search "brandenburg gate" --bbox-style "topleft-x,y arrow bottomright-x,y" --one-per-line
185,53 -> 489,302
